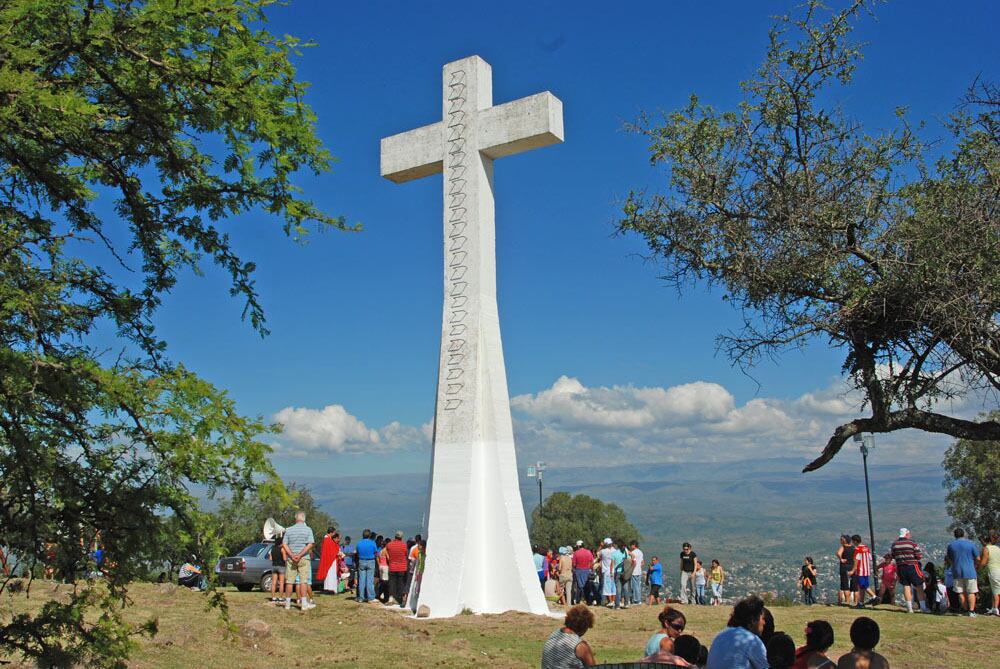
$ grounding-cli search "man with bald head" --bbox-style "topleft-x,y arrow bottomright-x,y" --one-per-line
283,511 -> 315,610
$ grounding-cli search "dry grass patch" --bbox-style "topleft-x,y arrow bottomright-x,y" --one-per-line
2,583 -> 998,668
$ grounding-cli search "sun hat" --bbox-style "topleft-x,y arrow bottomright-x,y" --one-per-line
575,540 -> 583,547
603,537 -> 613,545
899,527 -> 908,537
395,530 -> 404,539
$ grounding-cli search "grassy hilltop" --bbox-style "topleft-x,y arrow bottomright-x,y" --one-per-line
5,582 -> 994,668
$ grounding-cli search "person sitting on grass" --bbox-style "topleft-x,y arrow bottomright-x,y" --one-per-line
836,617 -> 889,669
791,620 -> 835,668
641,641 -> 693,667
177,557 -> 206,590
766,632 -> 797,669
640,622 -> 695,667
542,604 -> 596,669
673,635 -> 703,666
707,595 -> 768,669
645,605 -> 687,656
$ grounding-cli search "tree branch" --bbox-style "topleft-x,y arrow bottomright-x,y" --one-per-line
804,409 -> 1000,472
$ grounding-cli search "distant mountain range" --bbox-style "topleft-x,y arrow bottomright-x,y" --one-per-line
295,456 -> 954,573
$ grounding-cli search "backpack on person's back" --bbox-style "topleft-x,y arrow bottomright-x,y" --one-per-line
620,555 -> 635,580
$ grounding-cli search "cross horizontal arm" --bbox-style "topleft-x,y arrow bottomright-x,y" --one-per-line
478,92 -> 563,159
380,91 -> 563,184
381,121 -> 444,184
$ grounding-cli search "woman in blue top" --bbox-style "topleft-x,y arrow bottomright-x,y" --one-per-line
647,556 -> 664,604
644,606 -> 686,656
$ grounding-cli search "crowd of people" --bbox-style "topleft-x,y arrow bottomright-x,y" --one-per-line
537,538 -> 725,609
542,596 -> 891,668
258,512 -> 426,611
216,517 -> 1000,622
804,527 -> 1000,617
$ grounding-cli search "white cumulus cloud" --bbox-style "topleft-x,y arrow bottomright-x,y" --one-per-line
270,372 -> 979,465
509,375 -> 955,464
271,405 -> 431,456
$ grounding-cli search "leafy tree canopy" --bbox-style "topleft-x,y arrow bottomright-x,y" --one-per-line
0,0 -> 347,665
211,483 -> 337,558
529,492 -> 641,550
617,0 -> 999,471
943,412 -> 1000,540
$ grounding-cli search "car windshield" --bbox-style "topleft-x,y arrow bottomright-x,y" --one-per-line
237,543 -> 269,557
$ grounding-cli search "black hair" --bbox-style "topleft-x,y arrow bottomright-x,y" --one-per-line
849,616 -> 880,650
697,646 -> 708,666
766,632 -> 796,669
803,620 -> 834,652
954,527 -> 965,538
805,556 -> 814,565
657,606 -> 687,631
362,529 -> 371,539
851,534 -> 862,544
673,635 -> 701,664
761,607 -> 775,643
728,595 -> 766,633
344,535 -> 351,543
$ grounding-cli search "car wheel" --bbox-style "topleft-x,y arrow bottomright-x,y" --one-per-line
235,583 -> 254,592
260,572 -> 273,593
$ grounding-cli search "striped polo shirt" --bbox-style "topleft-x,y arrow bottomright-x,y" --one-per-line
891,537 -> 923,566
282,522 -> 315,555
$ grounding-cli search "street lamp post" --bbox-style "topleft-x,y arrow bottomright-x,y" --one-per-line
526,461 -> 546,508
854,433 -> 878,595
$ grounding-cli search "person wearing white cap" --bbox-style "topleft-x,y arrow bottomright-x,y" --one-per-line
890,528 -> 929,613
599,538 -> 616,607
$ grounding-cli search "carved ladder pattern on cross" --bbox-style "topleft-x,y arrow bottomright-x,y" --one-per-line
445,69 -> 468,410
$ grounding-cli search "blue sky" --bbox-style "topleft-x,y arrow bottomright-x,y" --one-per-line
137,1 -> 997,476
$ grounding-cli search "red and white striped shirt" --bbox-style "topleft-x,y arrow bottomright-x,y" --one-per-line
854,544 -> 873,577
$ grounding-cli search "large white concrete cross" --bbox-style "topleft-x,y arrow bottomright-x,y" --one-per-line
381,55 -> 563,617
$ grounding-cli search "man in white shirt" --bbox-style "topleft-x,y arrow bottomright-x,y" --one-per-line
630,541 -> 644,605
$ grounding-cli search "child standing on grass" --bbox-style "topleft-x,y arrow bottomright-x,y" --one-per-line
710,559 -> 724,605
694,559 -> 707,605
799,557 -> 817,605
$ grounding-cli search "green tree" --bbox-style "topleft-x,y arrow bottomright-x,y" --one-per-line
212,483 -> 337,558
616,0 -> 999,472
529,492 -> 640,550
0,1 -> 349,665
943,412 -> 1000,540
